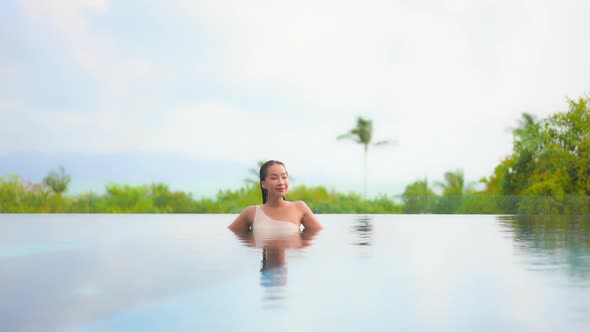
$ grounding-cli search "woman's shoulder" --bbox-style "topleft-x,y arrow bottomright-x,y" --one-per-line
229,205 -> 258,231
291,200 -> 311,211
240,205 -> 258,218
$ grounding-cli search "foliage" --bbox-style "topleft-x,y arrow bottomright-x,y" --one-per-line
0,175 -> 65,213
43,166 -> 71,195
483,95 -> 590,214
401,179 -> 436,213
431,169 -> 480,214
0,175 -> 403,214
289,185 -> 402,213
456,194 -> 503,214
3,94 -> 590,215
1,174 -> 589,215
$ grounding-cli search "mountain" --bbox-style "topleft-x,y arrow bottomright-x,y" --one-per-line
0,151 -> 251,198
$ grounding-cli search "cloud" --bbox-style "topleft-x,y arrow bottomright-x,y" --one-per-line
20,0 -> 110,74
18,0 -> 154,107
4,0 -> 590,191
0,100 -> 15,112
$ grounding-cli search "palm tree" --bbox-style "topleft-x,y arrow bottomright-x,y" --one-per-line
511,112 -> 542,153
337,117 -> 396,199
434,169 -> 476,213
435,169 -> 467,196
243,160 -> 266,186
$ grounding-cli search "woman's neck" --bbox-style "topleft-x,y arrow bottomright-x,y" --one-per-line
265,197 -> 286,207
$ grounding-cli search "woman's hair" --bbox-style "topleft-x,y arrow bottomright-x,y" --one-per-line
259,160 -> 287,203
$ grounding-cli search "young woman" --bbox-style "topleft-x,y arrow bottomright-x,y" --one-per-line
227,160 -> 323,232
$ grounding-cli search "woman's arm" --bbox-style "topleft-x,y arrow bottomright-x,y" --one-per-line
297,201 -> 324,230
227,206 -> 255,232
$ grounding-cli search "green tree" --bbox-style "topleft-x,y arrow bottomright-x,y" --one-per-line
1,174 -> 68,213
434,169 -> 475,213
43,166 -> 71,195
2,173 -> 405,213
103,183 -> 155,213
436,170 -> 468,195
150,183 -> 194,213
401,178 -> 436,213
504,113 -> 543,196
483,95 -> 590,214
338,116 -> 396,199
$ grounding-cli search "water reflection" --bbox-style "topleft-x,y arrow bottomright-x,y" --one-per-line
497,215 -> 590,285
351,215 -> 373,246
350,215 -> 374,260
229,227 -> 321,308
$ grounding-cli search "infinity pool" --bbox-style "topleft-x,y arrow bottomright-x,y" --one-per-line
1,214 -> 589,332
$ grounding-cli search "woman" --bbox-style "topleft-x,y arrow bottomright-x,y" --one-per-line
227,160 -> 323,232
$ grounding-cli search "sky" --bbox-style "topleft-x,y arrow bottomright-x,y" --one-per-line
1,0 -> 590,197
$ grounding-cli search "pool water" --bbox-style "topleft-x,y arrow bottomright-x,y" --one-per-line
1,214 -> 589,332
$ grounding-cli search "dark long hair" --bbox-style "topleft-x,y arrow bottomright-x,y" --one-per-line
259,160 -> 287,204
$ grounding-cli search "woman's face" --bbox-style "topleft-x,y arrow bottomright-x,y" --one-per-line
262,164 -> 289,198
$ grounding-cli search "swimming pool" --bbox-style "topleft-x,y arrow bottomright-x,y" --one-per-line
1,214 -> 589,332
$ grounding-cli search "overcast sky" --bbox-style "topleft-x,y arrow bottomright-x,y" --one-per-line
1,0 -> 589,195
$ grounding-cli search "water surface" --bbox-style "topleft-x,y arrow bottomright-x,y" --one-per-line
1,214 -> 589,332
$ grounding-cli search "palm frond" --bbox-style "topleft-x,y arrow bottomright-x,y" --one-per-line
373,139 -> 398,147
337,132 -> 355,140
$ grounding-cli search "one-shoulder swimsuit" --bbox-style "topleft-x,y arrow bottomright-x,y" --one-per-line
253,205 -> 300,235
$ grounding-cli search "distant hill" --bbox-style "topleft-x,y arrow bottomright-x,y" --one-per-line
0,152 -> 252,198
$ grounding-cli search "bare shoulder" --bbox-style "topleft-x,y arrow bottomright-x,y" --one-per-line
294,201 -> 323,230
228,205 -> 257,231
243,205 -> 257,217
293,200 -> 312,210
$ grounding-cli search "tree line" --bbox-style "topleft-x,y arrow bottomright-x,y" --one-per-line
400,95 -> 590,214
1,95 -> 589,214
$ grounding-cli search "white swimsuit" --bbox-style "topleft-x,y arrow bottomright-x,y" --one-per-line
253,205 -> 300,236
